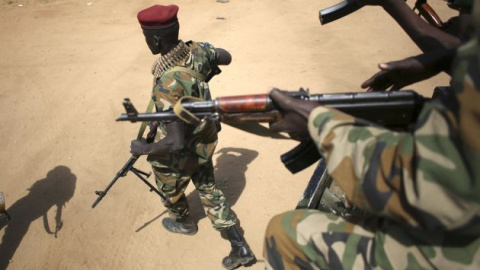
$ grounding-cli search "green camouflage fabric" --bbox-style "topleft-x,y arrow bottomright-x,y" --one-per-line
264,0 -> 480,268
152,161 -> 237,230
149,41 -> 219,168
147,41 -> 237,230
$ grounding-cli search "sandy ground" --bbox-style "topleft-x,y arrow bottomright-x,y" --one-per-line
0,0 -> 455,269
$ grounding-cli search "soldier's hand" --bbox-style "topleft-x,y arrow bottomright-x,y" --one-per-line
130,138 -> 152,156
268,88 -> 318,141
361,56 -> 438,91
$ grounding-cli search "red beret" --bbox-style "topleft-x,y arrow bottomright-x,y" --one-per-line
137,4 -> 179,29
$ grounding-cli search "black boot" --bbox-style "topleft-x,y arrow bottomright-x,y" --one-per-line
222,225 -> 256,269
162,215 -> 198,235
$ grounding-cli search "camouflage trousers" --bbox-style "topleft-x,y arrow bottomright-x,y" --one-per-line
263,210 -> 480,270
152,160 -> 237,231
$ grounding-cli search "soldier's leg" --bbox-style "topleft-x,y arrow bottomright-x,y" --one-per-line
191,161 -> 237,230
152,166 -> 198,235
191,161 -> 255,269
152,166 -> 190,218
263,209 -> 436,270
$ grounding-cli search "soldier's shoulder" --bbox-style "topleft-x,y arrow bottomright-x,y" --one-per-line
187,41 -> 216,54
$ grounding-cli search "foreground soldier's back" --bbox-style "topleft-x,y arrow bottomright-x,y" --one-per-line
263,0 -> 480,268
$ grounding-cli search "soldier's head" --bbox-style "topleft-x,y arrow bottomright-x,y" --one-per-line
137,4 -> 180,55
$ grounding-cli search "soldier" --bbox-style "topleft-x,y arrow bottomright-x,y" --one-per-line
130,5 -> 256,269
262,0 -> 480,268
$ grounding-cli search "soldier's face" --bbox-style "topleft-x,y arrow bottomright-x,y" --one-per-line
143,30 -> 162,55
142,24 -> 180,55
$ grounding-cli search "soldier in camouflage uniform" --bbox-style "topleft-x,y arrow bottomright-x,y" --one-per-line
130,5 -> 255,269
263,0 -> 480,268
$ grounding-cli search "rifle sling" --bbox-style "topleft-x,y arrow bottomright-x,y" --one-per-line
163,66 -> 206,82
136,99 -> 155,140
173,96 -> 204,126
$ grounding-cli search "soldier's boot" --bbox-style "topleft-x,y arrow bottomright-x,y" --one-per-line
222,225 -> 256,269
162,215 -> 197,235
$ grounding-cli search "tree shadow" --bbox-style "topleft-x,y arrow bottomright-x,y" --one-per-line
0,165 -> 77,270
187,147 -> 258,223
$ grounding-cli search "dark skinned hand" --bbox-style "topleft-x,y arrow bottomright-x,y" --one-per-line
268,88 -> 319,141
361,56 -> 439,91
130,138 -> 152,156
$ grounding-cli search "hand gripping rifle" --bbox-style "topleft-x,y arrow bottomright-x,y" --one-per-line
116,89 -> 428,174
91,115 -> 168,208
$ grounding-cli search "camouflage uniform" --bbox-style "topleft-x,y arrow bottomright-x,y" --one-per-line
263,1 -> 480,268
148,41 -> 237,230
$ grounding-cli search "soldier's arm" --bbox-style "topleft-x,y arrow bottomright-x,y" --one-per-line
308,97 -> 479,231
361,0 -> 462,52
216,48 -> 232,66
131,74 -> 187,157
130,120 -> 185,157
361,48 -> 456,91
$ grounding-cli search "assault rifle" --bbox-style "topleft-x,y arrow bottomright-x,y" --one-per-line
117,89 -> 428,174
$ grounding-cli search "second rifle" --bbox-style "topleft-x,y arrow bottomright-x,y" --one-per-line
117,89 -> 428,174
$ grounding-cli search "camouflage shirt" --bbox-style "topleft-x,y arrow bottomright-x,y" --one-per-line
308,0 -> 480,242
148,41 -> 220,169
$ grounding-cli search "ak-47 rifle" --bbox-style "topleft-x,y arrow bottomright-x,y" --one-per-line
116,89 -> 428,174
319,0 -> 446,28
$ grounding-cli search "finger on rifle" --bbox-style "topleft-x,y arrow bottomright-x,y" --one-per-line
362,75 -> 385,90
361,72 -> 380,89
372,72 -> 393,91
361,63 -> 390,89
361,77 -> 374,89
269,88 -> 299,111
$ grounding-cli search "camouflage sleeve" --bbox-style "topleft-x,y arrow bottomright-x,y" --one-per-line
308,39 -> 480,231
197,42 -> 219,66
153,73 -> 186,111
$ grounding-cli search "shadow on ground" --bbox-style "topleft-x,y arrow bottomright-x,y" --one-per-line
0,165 -> 77,269
187,147 -> 258,223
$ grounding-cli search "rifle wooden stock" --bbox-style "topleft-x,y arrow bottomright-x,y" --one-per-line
414,1 -> 444,28
118,90 -> 428,173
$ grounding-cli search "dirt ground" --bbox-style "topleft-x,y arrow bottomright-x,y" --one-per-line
0,0 -> 455,269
